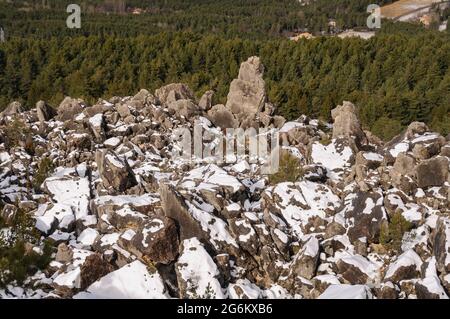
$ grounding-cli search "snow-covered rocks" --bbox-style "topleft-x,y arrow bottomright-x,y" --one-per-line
289,236 -> 320,280
96,150 -> 137,193
74,261 -> 168,299
179,164 -> 244,195
309,139 -> 354,181
122,216 -> 179,264
262,181 -> 340,236
175,238 -> 225,299
335,251 -> 379,284
415,258 -> 448,299
384,249 -> 422,283
338,190 -> 388,244
1,77 -> 450,299
433,218 -> 450,274
318,284 -> 373,299
41,167 -> 91,224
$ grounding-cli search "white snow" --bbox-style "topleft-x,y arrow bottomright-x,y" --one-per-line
273,228 -> 289,244
99,233 -> 120,247
93,194 -> 159,207
176,238 -> 225,299
88,113 -> 103,127
104,137 -> 121,148
181,164 -> 242,193
231,160 -> 250,173
43,175 -> 90,220
314,274 -> 341,285
74,261 -> 168,299
362,152 -> 383,162
77,228 -> 99,246
302,236 -> 319,258
53,267 -> 81,289
390,142 -> 409,157
318,284 -> 372,299
279,121 -> 304,133
384,249 -> 422,280
311,140 -> 353,181
411,133 -> 438,144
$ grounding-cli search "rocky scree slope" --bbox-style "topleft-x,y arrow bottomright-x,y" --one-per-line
0,57 -> 449,299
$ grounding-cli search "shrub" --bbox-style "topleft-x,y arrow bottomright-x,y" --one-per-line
0,204 -> 52,287
379,212 -> 412,252
269,151 -> 304,185
319,135 -> 332,146
32,157 -> 55,192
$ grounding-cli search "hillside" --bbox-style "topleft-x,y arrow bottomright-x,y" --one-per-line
0,57 -> 449,299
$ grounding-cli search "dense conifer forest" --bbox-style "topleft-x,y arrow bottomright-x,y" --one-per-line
0,0 -> 449,139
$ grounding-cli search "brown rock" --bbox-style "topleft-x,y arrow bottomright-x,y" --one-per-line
331,101 -> 367,147
433,217 -> 450,273
207,104 -> 238,129
159,183 -> 205,241
57,97 -> 86,121
155,83 -> 194,105
36,100 -> 56,123
79,253 -> 114,290
226,56 -> 266,124
130,217 -> 180,264
199,90 -> 214,111
415,157 -> 449,188
96,150 -> 137,192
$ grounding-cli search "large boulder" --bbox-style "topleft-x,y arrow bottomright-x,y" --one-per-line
405,122 -> 429,139
175,238 -> 225,298
331,101 -> 367,147
384,249 -> 422,283
155,83 -> 194,105
57,97 -> 86,121
158,183 -> 205,241
335,251 -> 379,284
130,89 -> 157,109
433,218 -> 450,273
167,99 -> 199,119
207,104 -> 238,129
128,217 -> 180,264
415,258 -> 449,299
226,56 -> 266,125
415,157 -> 449,188
341,190 -> 387,244
0,101 -> 23,118
96,150 -> 137,192
36,100 -> 56,123
199,90 -> 214,111
390,153 -> 417,194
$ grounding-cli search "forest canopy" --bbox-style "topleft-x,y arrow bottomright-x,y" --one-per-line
0,1 -> 449,139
